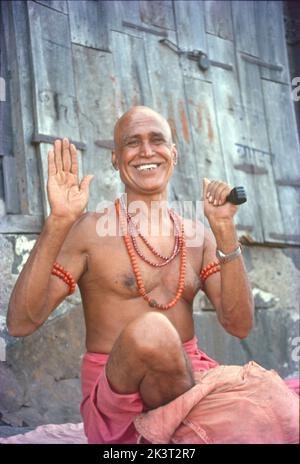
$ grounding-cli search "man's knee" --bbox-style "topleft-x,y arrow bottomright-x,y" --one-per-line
125,312 -> 180,352
123,312 -> 187,371
106,311 -> 194,399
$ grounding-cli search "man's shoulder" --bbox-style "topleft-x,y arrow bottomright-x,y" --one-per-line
72,211 -> 97,231
67,211 -> 101,243
73,206 -> 118,241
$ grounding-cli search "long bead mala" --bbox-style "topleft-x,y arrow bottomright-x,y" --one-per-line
115,198 -> 186,310
119,195 -> 181,267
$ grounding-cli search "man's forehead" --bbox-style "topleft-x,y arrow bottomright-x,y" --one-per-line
114,106 -> 172,147
121,130 -> 165,142
122,111 -> 165,128
118,111 -> 170,138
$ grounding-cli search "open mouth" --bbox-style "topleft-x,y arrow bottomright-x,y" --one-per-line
134,163 -> 162,172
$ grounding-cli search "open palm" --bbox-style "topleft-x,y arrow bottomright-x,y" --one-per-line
47,138 -> 94,221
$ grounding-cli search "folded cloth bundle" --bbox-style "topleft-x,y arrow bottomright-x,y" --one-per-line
134,361 -> 299,444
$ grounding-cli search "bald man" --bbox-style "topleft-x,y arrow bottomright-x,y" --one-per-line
7,106 -> 255,444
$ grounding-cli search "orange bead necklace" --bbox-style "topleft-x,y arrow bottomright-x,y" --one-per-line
119,195 -> 181,267
115,198 -> 186,310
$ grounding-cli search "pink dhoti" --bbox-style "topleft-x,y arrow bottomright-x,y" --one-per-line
80,336 -> 299,444
80,335 -> 218,444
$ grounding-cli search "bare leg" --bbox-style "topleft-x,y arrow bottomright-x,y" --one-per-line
105,312 -> 195,410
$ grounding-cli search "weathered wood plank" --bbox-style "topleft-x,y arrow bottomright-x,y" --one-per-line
254,1 -> 289,83
105,0 -> 170,40
143,32 -> 201,204
0,156 -> 5,215
261,80 -> 300,183
0,214 -> 43,233
139,1 -> 175,30
35,0 -> 68,14
0,4 -> 13,157
105,0 -> 144,37
32,133 -> 86,151
232,1 -> 259,56
72,44 -> 122,210
27,0 -> 83,217
2,156 -> 20,213
110,31 -> 153,114
68,0 -> 109,51
261,79 -> 300,244
173,1 -> 209,82
7,1 -> 43,214
235,51 -> 286,243
204,0 -> 233,40
183,76 -> 227,187
27,0 -> 80,140
174,0 -> 207,51
206,34 -> 264,242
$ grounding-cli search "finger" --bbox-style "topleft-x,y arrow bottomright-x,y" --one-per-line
70,143 -> 78,177
48,150 -> 56,176
62,137 -> 71,172
218,185 -> 232,205
54,139 -> 63,172
212,183 -> 229,205
202,177 -> 211,200
79,175 -> 94,195
206,180 -> 219,202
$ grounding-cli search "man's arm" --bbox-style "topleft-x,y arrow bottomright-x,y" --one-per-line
201,178 -> 254,339
6,138 -> 94,337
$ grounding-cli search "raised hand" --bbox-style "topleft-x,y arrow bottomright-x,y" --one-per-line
202,178 -> 238,224
47,138 -> 94,221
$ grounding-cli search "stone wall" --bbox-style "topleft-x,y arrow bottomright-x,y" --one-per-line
0,232 -> 299,427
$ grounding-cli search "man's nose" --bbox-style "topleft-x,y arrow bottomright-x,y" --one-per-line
141,141 -> 154,157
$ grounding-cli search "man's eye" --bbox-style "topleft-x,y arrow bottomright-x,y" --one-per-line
152,139 -> 164,145
127,140 -> 139,147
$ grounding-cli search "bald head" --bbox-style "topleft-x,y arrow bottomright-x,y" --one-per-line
113,106 -> 173,150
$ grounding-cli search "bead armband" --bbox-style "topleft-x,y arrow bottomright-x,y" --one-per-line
200,260 -> 221,286
51,262 -> 76,295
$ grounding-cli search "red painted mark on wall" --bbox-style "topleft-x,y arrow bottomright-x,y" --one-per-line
167,118 -> 178,141
197,105 -> 202,130
188,100 -> 215,141
167,100 -> 178,142
207,113 -> 214,143
187,99 -> 202,130
179,101 -> 190,144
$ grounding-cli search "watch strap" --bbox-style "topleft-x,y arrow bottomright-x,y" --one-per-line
216,245 -> 242,263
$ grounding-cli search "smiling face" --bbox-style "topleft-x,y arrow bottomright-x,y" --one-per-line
112,107 -> 177,195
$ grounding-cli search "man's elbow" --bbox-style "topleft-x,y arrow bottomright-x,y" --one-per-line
7,323 -> 39,338
7,325 -> 23,338
222,312 -> 254,339
6,313 -> 40,338
223,322 -> 253,339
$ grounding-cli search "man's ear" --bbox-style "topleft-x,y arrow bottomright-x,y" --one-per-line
111,150 -> 119,170
172,144 -> 178,166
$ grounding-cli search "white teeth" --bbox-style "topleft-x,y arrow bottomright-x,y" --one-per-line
136,164 -> 158,171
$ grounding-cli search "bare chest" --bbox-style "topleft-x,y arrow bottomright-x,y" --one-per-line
82,236 -> 203,304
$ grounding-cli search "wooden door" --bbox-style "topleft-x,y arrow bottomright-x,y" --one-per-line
24,0 -> 299,245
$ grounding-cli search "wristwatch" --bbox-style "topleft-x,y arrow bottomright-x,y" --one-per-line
216,245 -> 242,264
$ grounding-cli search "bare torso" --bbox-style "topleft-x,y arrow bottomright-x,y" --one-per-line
77,210 -> 204,353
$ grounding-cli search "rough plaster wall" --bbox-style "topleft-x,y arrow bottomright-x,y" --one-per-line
0,232 -> 299,427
